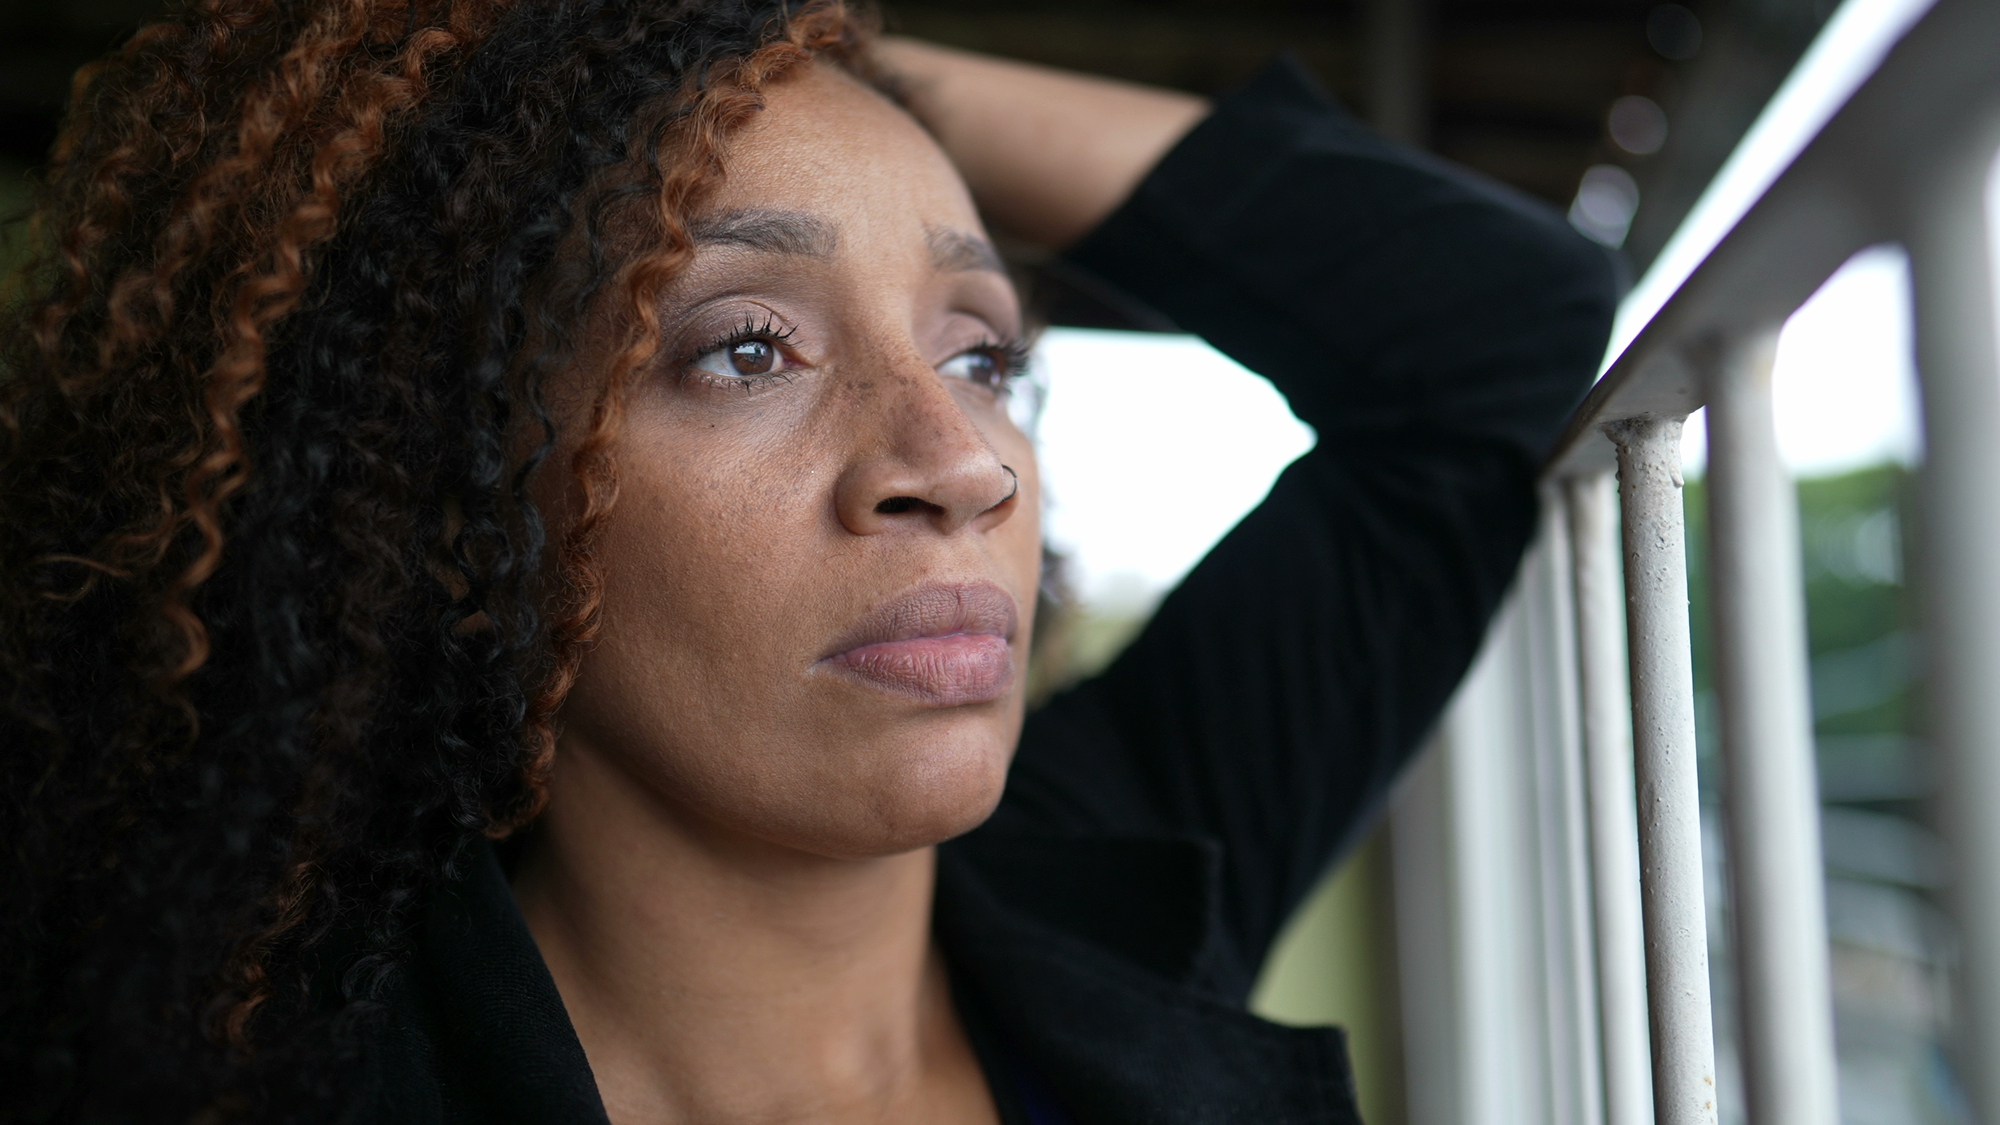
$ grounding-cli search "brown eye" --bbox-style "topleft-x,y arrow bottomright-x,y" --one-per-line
687,331 -> 798,386
939,347 -> 1006,389
728,340 -> 776,375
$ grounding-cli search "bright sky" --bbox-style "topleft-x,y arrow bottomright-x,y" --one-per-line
1679,243 -> 1923,477
1032,328 -> 1314,610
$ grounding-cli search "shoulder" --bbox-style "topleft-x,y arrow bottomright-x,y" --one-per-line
937,830 -> 1366,1125
350,842 -> 609,1125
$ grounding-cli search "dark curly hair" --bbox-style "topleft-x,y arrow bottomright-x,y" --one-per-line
0,0 -> 871,1117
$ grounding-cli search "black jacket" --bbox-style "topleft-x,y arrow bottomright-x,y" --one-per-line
368,58 -> 1619,1125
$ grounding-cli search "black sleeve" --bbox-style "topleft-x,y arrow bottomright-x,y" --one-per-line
987,58 -> 1619,982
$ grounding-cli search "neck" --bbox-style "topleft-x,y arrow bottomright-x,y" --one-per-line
510,740 -> 992,1125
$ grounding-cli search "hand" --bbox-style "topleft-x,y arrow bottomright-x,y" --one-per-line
873,37 -> 1210,251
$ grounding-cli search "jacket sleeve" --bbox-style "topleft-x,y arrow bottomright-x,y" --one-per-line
987,57 -> 1619,984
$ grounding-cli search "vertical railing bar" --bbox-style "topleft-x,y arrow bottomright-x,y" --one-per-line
1603,416 -> 1719,1125
1565,470 -> 1656,1125
1905,127 -> 2000,1121
1531,490 -> 1608,1125
1701,332 -> 1840,1125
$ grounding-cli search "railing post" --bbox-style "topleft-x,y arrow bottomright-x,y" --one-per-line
1906,128 -> 2000,1120
1565,471 -> 1655,1125
1701,333 -> 1840,1125
1531,492 -> 1610,1125
1603,416 -> 1718,1125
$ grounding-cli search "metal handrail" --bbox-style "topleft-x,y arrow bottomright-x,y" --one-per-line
1537,0 -> 2000,1120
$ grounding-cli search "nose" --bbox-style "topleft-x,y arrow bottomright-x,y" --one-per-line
833,356 -> 1021,537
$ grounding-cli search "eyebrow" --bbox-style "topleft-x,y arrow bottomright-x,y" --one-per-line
689,209 -> 839,258
685,210 -> 1004,276
925,226 -> 1006,275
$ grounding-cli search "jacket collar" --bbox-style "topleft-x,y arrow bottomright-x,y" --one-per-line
406,839 -> 612,1125
392,831 -> 1360,1125
937,831 -> 1362,1125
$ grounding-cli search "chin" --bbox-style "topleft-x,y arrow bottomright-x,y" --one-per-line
791,731 -> 1015,860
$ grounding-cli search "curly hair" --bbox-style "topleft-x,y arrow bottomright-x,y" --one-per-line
0,0 -> 872,1117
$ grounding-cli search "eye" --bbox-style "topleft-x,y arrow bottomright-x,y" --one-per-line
939,349 -> 1001,387
938,340 -> 1029,391
683,317 -> 802,388
699,339 -> 781,377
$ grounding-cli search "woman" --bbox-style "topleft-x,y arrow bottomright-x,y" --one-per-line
0,0 -> 1616,1121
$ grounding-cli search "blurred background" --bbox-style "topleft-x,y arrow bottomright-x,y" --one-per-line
0,0 -> 1840,281
0,0 -> 1960,1121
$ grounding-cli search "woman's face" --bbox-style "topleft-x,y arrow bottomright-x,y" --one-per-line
549,61 -> 1040,860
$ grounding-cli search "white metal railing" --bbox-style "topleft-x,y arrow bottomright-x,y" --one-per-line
1393,0 -> 2000,1120
1541,0 -> 2000,1119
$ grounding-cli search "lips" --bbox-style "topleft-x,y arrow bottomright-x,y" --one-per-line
819,581 -> 1018,706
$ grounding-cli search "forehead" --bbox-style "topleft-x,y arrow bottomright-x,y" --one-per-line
705,62 -> 984,241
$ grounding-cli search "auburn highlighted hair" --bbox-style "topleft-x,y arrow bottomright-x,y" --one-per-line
0,0 -> 870,1117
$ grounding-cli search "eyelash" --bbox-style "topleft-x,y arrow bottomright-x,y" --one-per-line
961,336 -> 1034,389
679,313 -> 800,391
676,318 -> 1031,391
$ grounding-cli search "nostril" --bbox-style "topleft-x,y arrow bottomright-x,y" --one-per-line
875,496 -> 925,515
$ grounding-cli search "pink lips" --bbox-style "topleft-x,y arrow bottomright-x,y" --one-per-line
820,581 -> 1018,706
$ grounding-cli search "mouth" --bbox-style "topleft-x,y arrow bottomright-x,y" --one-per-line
818,580 -> 1018,707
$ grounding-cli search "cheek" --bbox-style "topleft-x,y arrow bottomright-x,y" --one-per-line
561,434 -> 820,746
551,421 -> 1027,859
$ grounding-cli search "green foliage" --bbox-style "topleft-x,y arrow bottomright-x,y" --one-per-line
1684,463 -> 1919,805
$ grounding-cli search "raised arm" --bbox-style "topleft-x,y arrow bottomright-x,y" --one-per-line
884,44 -> 1620,991
872,37 -> 1208,250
